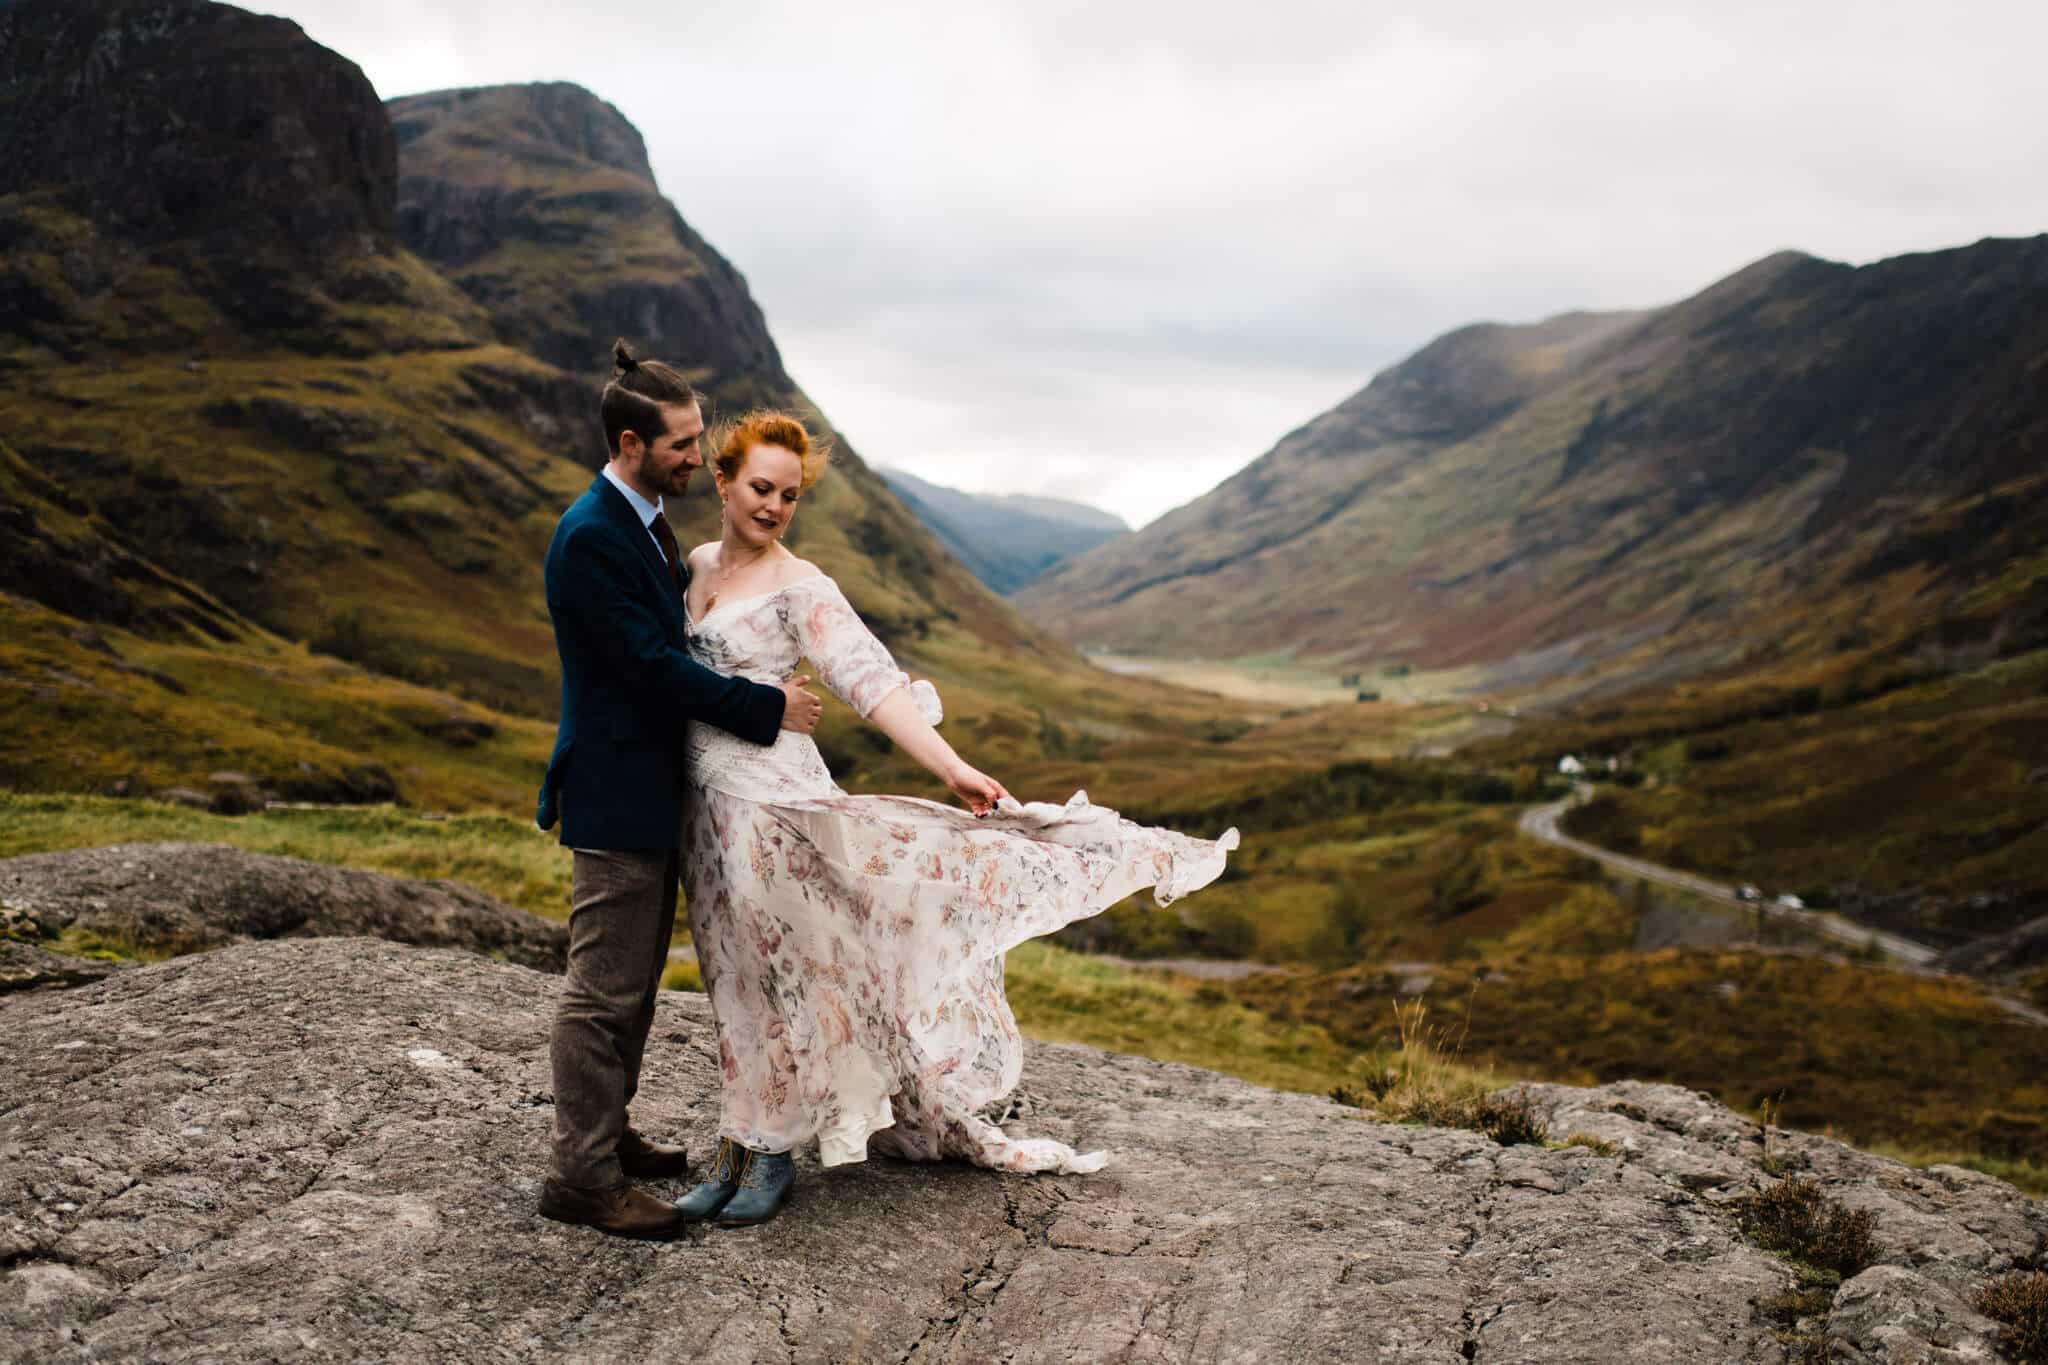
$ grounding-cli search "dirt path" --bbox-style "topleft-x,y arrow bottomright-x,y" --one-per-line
1519,789 -> 2048,1027
1518,789 -> 1937,963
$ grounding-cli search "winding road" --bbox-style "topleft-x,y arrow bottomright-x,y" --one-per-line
1518,788 -> 1939,966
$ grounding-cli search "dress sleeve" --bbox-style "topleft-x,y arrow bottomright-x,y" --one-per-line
782,576 -> 942,723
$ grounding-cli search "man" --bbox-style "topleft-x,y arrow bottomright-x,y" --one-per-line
535,340 -> 823,1240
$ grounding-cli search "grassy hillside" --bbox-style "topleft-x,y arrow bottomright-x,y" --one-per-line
0,14 -> 1235,808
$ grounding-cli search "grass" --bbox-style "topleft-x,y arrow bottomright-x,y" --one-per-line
0,793 -> 572,916
1487,634 -> 2048,930
1237,947 -> 2048,1171
1325,995 -> 1530,1140
0,791 -> 1404,1105
1001,941 -> 1373,1097
1858,1142 -> 2048,1198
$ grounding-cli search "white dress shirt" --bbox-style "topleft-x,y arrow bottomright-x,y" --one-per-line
602,464 -> 670,563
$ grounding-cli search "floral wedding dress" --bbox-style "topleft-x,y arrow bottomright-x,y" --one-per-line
680,573 -> 1238,1174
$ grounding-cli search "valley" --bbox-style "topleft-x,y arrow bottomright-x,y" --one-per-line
2,0 -> 2045,1214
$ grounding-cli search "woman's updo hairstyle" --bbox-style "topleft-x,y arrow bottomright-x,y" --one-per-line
714,410 -> 833,490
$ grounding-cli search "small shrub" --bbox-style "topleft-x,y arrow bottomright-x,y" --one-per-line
1564,1132 -> 1619,1157
1977,1271 -> 2048,1364
1474,1089 -> 1547,1146
1735,1177 -> 1879,1281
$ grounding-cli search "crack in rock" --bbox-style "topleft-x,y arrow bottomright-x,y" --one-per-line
4,942 -> 2041,1364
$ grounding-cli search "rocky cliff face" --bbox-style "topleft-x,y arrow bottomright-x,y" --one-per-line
390,83 -> 785,384
0,0 -> 392,251
386,79 -> 1058,656
1,937 -> 2040,1362
1016,237 -> 2048,688
0,0 -> 483,355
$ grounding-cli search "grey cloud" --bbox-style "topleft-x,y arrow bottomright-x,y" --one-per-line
256,0 -> 2048,524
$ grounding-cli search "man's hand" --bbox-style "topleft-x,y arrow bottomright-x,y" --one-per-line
778,675 -> 822,734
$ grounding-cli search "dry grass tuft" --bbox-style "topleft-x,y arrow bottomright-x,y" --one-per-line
1564,1132 -> 1620,1157
1353,997 -> 1545,1144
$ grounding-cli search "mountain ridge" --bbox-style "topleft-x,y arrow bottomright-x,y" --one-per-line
1016,235 -> 2048,691
878,467 -> 1130,594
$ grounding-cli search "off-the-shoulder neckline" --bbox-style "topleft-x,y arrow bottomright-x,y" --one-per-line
684,571 -> 832,627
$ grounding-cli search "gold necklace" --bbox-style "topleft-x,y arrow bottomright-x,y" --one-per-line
704,543 -> 772,610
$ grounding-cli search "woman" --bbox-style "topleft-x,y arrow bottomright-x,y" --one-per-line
674,411 -> 1238,1227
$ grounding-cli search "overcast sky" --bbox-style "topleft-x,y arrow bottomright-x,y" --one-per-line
260,0 -> 2048,527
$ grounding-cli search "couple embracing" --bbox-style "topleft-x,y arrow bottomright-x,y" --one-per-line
535,341 -> 1238,1240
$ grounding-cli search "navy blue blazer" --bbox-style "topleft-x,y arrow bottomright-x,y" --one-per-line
537,474 -> 785,850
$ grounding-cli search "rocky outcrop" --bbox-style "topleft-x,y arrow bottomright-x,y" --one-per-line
389,82 -> 786,382
0,844 -> 564,971
0,937 -> 124,993
2,938 -> 2038,1362
0,0 -> 394,250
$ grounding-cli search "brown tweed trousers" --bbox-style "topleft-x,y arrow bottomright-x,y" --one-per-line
548,840 -> 680,1188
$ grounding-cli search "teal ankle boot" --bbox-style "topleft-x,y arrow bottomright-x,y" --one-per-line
715,1148 -> 794,1227
674,1138 -> 742,1222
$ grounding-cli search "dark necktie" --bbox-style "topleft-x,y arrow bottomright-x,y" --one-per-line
649,511 -> 684,593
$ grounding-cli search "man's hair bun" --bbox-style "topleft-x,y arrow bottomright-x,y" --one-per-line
613,338 -> 639,373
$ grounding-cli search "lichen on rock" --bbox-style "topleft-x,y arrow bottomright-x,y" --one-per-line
2,939 -> 2040,1362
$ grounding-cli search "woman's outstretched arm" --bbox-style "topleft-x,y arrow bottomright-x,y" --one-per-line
864,687 -> 1009,815
784,573 -> 1010,813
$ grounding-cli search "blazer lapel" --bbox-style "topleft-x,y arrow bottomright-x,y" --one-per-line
592,476 -> 686,614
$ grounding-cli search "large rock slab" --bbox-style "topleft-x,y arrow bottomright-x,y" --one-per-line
1,939 -> 2041,1363
0,843 -> 564,971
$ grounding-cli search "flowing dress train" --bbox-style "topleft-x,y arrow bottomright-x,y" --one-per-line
681,574 -> 1238,1174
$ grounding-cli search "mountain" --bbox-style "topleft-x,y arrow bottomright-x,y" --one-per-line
383,81 -> 1045,657
0,0 -> 1136,807
1016,241 -> 2048,696
877,468 -> 1129,593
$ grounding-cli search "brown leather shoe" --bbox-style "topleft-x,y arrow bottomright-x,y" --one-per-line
538,1178 -> 688,1241
619,1128 -> 691,1181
